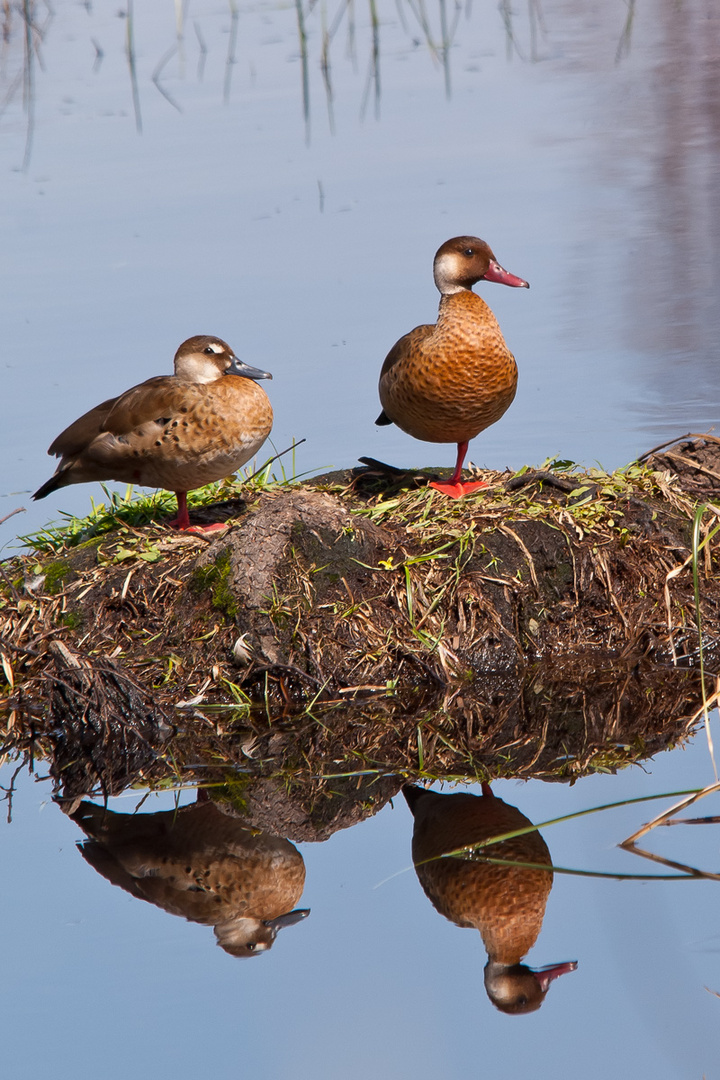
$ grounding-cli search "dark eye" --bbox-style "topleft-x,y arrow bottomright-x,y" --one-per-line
203,346 -> 215,354
463,248 -> 474,257
246,942 -> 256,952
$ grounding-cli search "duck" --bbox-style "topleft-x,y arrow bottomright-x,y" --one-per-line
33,335 -> 273,532
403,783 -> 576,1013
376,236 -> 528,498
70,798 -> 309,957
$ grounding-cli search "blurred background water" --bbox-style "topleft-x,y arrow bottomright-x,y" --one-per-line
2,0 -> 719,542
2,1 -> 720,1076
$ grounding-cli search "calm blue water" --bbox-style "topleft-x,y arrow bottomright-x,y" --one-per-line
2,0 -> 719,544
3,733 -> 720,1080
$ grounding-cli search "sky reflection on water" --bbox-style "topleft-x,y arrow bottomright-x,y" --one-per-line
2,0 -> 719,541
2,732 -> 720,1079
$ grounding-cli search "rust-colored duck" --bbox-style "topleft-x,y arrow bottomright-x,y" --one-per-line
404,783 -> 576,1013
376,236 -> 528,498
33,335 -> 273,532
71,799 -> 309,957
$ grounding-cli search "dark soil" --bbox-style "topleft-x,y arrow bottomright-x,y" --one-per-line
2,447 -> 719,829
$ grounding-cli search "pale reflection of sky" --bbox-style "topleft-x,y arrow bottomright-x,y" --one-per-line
2,729 -> 720,1080
2,1 -> 720,1074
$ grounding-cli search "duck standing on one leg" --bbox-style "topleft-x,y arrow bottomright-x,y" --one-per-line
376,235 -> 529,498
33,335 -> 273,532
403,783 -> 577,1014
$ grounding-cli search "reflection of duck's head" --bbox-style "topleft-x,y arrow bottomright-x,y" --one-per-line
33,334 -> 274,531
376,236 -> 528,498
69,799 -> 309,957
484,959 -> 579,1015
216,908 -> 310,958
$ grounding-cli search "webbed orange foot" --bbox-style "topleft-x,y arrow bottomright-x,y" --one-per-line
166,517 -> 229,534
428,480 -> 487,499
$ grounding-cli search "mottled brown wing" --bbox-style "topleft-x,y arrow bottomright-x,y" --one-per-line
378,323 -> 434,378
77,840 -> 151,903
48,396 -> 120,458
99,376 -> 193,436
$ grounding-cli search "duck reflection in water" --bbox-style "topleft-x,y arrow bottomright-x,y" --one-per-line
403,783 -> 576,1013
70,797 -> 309,957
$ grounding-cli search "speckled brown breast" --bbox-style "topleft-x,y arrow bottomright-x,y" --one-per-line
408,788 -> 552,964
378,291 -> 518,444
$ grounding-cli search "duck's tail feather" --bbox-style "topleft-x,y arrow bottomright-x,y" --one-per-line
33,471 -> 68,500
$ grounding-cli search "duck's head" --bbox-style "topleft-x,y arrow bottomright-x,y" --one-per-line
433,236 -> 529,296
215,908 -> 310,958
484,959 -> 578,1014
173,335 -> 273,385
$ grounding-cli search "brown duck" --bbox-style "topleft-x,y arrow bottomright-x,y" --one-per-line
377,236 -> 528,498
71,799 -> 309,957
33,335 -> 273,531
404,783 -> 576,1013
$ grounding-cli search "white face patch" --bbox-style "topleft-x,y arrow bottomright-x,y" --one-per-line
207,342 -> 224,353
433,251 -> 467,295
176,352 -> 225,383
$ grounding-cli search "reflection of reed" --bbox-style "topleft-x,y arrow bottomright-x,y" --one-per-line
124,0 -> 142,133
405,0 -> 459,97
91,37 -> 104,74
0,1 -> 645,159
320,2 -> 334,134
194,21 -> 208,81
17,0 -> 54,170
621,779 -> 720,881
173,0 -> 186,78
360,0 -> 380,121
0,1 -> 55,169
21,0 -> 35,169
223,0 -> 239,106
615,0 -> 635,63
295,0 -> 311,141
499,0 -> 547,62
153,45 -> 183,113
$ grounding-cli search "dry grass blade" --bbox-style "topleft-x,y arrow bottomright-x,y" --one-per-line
621,779 -> 720,847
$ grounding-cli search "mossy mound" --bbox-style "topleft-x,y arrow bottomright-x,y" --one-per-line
1,454 -> 718,802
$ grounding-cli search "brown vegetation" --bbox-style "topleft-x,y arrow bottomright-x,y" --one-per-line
2,449 -> 719,826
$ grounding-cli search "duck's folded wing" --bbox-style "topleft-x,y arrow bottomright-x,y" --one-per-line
99,376 -> 190,436
48,396 -> 120,457
47,376 -> 190,459
378,323 -> 433,378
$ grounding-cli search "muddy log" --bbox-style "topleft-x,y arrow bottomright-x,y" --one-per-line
2,446 -> 720,798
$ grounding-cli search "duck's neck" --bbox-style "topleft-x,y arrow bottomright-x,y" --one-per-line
436,288 -> 494,331
437,281 -> 472,296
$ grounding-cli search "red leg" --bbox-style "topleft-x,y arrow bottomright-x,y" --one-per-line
429,441 -> 487,498
166,492 -> 191,530
166,491 -> 229,533
449,441 -> 468,485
